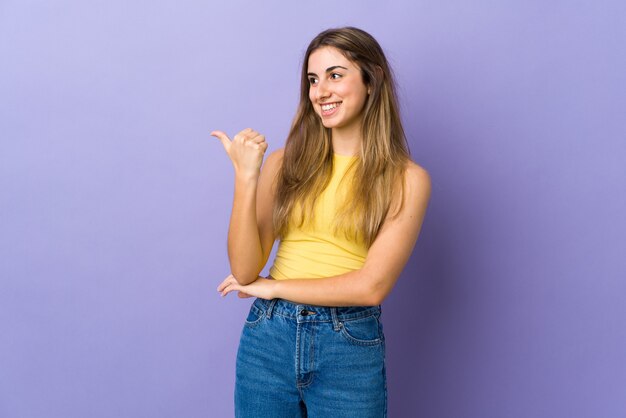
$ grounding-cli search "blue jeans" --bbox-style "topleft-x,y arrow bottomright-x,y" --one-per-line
235,298 -> 387,417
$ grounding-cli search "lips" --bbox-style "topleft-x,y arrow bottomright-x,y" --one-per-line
320,101 -> 342,117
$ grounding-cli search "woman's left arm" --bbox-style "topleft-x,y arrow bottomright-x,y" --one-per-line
218,163 -> 432,306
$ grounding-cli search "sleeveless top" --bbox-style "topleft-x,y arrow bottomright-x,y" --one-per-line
269,154 -> 368,280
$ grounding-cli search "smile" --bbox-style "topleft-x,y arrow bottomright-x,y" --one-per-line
320,102 -> 342,116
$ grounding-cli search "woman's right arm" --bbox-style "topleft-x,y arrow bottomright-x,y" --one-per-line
211,128 -> 282,285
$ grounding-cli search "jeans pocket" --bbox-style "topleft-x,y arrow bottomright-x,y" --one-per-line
339,314 -> 383,346
243,300 -> 266,329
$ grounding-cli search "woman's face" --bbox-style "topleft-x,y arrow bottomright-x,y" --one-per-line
307,46 -> 369,133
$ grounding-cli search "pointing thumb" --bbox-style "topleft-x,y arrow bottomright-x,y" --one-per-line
210,130 -> 232,150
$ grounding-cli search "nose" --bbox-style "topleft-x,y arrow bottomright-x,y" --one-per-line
315,79 -> 331,101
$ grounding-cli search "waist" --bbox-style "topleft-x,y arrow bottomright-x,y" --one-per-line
270,239 -> 367,280
251,298 -> 381,322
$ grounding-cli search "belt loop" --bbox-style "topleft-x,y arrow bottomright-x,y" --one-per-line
330,307 -> 342,331
266,298 -> 278,319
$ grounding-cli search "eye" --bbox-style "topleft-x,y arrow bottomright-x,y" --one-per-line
308,77 -> 318,85
330,73 -> 342,80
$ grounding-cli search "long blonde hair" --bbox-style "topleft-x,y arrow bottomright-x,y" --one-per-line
274,27 -> 410,247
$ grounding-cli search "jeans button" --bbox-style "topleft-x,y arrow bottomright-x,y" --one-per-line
300,309 -> 308,316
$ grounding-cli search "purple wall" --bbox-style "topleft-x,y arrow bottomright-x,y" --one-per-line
1,1 -> 625,417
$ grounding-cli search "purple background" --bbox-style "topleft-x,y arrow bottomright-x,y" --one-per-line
1,1 -> 625,417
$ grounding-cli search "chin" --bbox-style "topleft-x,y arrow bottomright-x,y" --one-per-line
318,116 -> 339,129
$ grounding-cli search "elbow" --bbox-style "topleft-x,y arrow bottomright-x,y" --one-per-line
229,256 -> 265,285
360,271 -> 395,306
230,267 -> 260,286
228,253 -> 265,286
362,281 -> 388,307
364,291 -> 385,307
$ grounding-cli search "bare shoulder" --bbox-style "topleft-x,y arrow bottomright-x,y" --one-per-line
263,148 -> 284,171
266,147 -> 285,162
260,148 -> 285,178
403,160 -> 432,201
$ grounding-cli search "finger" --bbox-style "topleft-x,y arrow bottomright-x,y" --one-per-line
233,133 -> 246,144
244,137 -> 267,150
248,134 -> 266,144
216,278 -> 228,292
221,281 -> 241,297
234,128 -> 255,142
245,141 -> 264,151
216,274 -> 235,292
220,276 -> 241,296
210,130 -> 232,150
219,282 -> 232,297
248,141 -> 268,152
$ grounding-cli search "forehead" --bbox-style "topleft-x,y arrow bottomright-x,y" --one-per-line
307,46 -> 356,71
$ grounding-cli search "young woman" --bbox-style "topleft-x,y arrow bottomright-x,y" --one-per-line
212,27 -> 431,418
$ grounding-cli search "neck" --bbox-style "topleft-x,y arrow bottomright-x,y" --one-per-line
331,124 -> 362,156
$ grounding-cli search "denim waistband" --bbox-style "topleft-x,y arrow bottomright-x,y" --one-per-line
252,298 -> 381,326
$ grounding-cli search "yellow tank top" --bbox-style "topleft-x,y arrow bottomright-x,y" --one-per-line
269,154 -> 368,280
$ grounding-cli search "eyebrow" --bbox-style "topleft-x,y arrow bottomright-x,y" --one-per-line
307,65 -> 349,77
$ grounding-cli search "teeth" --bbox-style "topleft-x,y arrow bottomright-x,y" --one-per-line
321,103 -> 340,111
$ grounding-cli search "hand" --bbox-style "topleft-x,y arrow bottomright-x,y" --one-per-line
217,274 -> 276,300
211,128 -> 268,179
